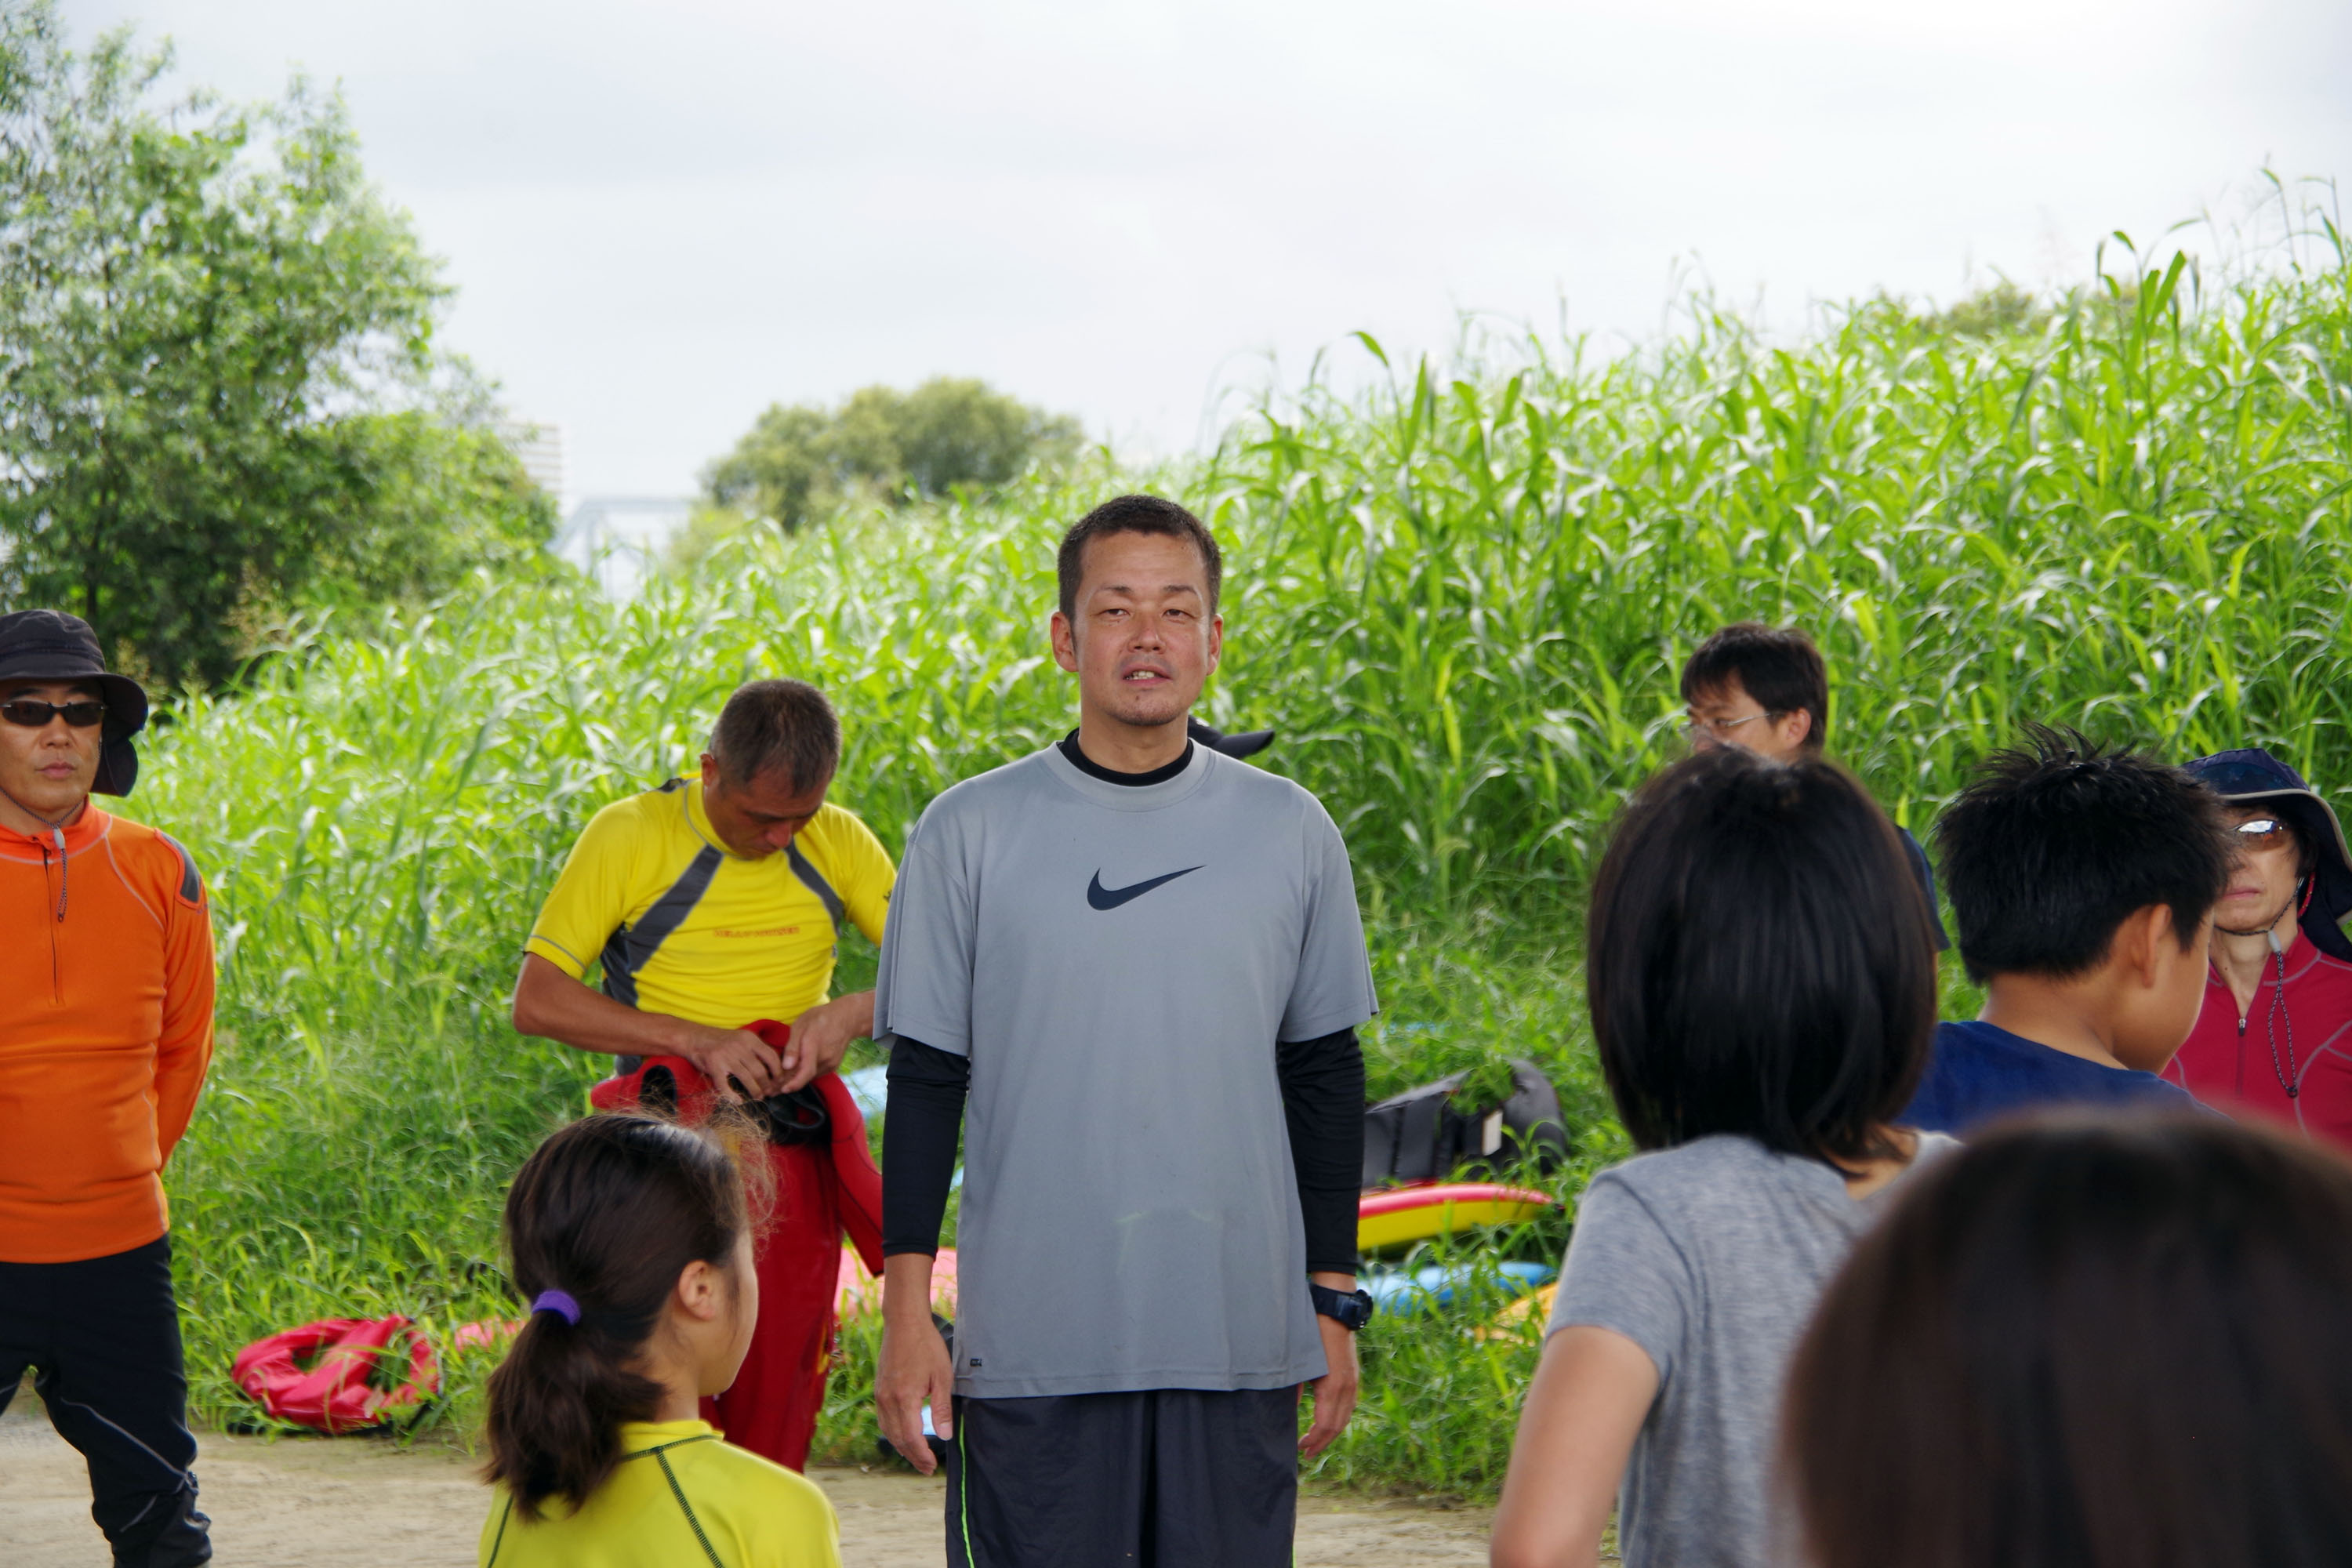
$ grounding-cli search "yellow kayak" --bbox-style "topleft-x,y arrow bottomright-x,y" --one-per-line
1357,1182 -> 1555,1251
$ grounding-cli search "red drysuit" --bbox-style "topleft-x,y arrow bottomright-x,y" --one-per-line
702,1069 -> 882,1469
590,1025 -> 884,1472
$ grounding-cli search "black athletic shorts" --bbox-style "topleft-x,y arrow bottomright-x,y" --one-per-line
944,1386 -> 1299,1567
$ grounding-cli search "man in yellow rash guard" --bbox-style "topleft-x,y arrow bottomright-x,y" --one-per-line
514,681 -> 892,1083
479,1417 -> 843,1568
512,679 -> 893,1468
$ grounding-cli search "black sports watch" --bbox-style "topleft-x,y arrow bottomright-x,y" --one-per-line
1309,1283 -> 1376,1332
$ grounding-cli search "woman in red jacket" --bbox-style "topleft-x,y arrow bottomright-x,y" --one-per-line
2167,748 -> 2352,1151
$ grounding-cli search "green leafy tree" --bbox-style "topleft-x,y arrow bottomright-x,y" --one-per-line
705,403 -> 832,541
0,2 -> 554,687
1922,278 -> 2049,338
303,411 -> 560,614
897,376 -> 1080,495
703,376 -> 1083,534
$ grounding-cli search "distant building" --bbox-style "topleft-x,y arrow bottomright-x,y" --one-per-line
493,417 -> 567,509
554,496 -> 695,599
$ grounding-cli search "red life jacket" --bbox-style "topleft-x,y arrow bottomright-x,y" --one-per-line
230,1316 -> 438,1433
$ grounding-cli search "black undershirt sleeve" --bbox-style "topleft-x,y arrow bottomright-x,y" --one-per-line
1278,1027 -> 1366,1276
882,1034 -> 970,1258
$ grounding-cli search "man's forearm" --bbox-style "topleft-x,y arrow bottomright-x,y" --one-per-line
830,989 -> 877,1040
510,953 -> 709,1058
156,907 -> 217,1159
153,1025 -> 212,1158
882,1251 -> 939,1319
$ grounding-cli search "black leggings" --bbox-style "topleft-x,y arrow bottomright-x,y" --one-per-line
0,1235 -> 212,1567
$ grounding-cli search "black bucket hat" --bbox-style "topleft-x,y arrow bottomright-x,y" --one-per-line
2183,747 -> 2352,962
0,608 -> 149,797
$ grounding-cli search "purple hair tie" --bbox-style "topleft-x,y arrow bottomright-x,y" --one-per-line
532,1290 -> 581,1325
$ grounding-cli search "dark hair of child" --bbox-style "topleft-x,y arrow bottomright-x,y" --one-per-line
1933,724 -> 2232,985
1679,622 -> 1831,749
1585,746 -> 1937,1168
483,1112 -> 756,1521
1786,1112 -> 2352,1568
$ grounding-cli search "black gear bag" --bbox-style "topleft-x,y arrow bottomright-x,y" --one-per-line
1360,1059 -> 1569,1186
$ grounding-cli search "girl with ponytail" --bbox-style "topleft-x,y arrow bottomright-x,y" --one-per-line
479,1112 -> 840,1567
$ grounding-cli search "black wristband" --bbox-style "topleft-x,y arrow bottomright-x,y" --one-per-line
1309,1283 -> 1375,1332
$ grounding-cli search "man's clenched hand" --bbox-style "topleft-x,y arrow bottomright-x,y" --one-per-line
674,1024 -> 786,1100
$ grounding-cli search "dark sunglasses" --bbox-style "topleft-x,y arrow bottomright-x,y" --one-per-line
2234,817 -> 2291,842
0,698 -> 106,729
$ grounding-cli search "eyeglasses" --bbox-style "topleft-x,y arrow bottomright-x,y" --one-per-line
0,699 -> 105,729
1682,711 -> 1782,740
2234,818 -> 2292,843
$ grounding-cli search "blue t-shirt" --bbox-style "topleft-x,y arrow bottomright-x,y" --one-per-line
1900,1020 -> 2197,1136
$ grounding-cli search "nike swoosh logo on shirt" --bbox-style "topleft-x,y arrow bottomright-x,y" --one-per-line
1087,866 -> 1204,910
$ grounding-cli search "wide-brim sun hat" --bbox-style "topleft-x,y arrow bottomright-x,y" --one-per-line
0,608 -> 149,797
2183,747 -> 2352,962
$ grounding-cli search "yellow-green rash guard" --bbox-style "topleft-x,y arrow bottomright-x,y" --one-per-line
526,779 -> 894,1031
479,1421 -> 842,1568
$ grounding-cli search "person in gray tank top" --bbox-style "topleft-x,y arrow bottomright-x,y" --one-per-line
1491,748 -> 1954,1568
872,495 -> 1380,1568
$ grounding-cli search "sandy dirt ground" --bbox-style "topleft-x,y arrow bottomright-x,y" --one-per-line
2,1392 -> 1494,1566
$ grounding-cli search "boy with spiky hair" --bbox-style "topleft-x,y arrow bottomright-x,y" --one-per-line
1902,725 -> 2232,1134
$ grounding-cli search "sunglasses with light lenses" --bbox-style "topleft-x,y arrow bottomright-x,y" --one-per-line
2235,817 -> 2291,842
0,699 -> 105,728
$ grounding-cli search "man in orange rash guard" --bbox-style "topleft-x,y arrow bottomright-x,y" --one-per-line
0,609 -> 216,1567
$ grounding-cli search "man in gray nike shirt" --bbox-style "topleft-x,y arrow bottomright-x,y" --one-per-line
874,495 -> 1379,1566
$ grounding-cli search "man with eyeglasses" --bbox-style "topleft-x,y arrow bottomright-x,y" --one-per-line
2162,749 -> 2352,1151
0,608 -> 216,1567
1680,622 -> 1949,951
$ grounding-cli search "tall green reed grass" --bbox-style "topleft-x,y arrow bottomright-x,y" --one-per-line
138,219 -> 2352,1495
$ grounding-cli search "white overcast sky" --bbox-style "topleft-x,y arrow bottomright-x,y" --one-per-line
56,0 -> 2352,501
